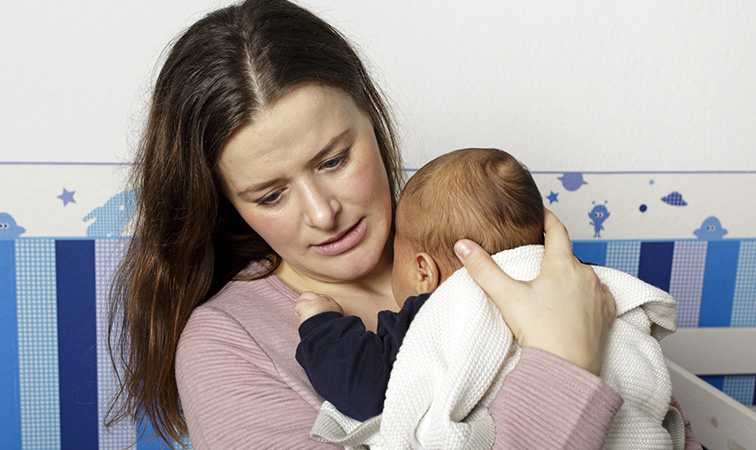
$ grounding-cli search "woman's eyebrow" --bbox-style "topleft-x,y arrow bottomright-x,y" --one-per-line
307,128 -> 351,166
237,178 -> 282,199
236,128 -> 351,198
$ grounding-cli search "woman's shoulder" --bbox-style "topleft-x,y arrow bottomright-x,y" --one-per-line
178,261 -> 303,368
176,261 -> 317,412
194,262 -> 298,317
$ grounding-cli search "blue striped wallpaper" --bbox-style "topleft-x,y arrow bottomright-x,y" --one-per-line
0,240 -> 22,449
0,237 -> 754,448
576,239 -> 756,408
1,239 -> 175,450
56,240 -> 98,449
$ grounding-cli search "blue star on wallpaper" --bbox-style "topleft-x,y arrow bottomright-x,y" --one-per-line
58,188 -> 76,206
547,191 -> 559,204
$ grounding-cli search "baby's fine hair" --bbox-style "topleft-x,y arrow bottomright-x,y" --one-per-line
398,148 -> 544,278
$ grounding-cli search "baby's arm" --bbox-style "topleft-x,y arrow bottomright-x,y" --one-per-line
295,302 -> 393,422
295,293 -> 429,422
294,291 -> 344,324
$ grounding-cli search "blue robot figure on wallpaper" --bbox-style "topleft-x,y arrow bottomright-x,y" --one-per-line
558,172 -> 588,191
0,212 -> 26,237
693,216 -> 728,240
83,190 -> 137,237
588,202 -> 610,238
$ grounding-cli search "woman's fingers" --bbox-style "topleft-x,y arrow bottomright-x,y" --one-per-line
454,239 -> 518,297
542,209 -> 573,257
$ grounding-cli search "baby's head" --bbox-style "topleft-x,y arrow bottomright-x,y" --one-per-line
391,148 -> 544,303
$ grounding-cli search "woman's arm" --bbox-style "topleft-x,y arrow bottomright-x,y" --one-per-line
488,347 -> 623,449
175,306 -> 340,449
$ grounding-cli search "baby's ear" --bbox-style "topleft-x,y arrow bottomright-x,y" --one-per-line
414,252 -> 440,295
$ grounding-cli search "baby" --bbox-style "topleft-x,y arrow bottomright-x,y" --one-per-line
294,147 -> 544,421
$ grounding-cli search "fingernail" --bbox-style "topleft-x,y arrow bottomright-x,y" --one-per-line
455,240 -> 471,260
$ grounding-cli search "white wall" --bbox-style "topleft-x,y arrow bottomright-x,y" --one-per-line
1,0 -> 754,171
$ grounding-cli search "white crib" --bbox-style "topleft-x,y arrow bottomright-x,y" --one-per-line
661,327 -> 756,450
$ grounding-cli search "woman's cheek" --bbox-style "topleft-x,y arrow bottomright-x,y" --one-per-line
241,209 -> 289,244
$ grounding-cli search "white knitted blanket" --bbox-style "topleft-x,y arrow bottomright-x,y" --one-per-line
310,245 -> 685,449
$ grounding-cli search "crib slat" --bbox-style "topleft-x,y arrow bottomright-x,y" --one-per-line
667,359 -> 756,450
661,327 -> 756,375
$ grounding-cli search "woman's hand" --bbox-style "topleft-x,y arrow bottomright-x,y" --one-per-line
454,209 -> 615,375
294,291 -> 344,324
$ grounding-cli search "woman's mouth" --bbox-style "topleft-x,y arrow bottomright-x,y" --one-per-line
311,218 -> 366,256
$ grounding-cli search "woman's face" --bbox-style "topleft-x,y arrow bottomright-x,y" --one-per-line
218,84 -> 393,283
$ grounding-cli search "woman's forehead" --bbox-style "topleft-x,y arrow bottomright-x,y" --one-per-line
217,85 -> 369,187
232,86 -> 359,151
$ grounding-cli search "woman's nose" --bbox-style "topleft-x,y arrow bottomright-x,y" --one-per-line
300,180 -> 340,230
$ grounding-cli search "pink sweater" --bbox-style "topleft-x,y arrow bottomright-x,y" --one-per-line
175,266 -> 701,449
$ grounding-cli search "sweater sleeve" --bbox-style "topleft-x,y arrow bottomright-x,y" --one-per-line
175,305 -> 340,450
486,348 -> 703,449
488,347 -> 624,449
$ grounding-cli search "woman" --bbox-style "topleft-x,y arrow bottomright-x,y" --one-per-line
109,0 -> 698,448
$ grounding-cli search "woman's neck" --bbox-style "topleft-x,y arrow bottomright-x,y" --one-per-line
274,253 -> 397,331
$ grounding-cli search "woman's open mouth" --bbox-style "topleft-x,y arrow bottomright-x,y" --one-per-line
311,218 -> 366,256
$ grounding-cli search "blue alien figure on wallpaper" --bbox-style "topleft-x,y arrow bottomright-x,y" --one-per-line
558,172 -> 588,191
0,212 -> 26,237
661,191 -> 688,206
589,201 -> 611,238
83,190 -> 137,238
693,216 -> 728,240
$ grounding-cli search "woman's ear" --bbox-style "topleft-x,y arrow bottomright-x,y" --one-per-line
414,252 -> 440,295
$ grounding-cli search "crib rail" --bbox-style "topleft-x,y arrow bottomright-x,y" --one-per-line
662,327 -> 756,450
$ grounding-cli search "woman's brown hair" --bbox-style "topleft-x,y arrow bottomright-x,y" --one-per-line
107,0 -> 404,445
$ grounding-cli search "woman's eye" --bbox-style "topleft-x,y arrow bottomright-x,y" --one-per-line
322,158 -> 340,169
321,151 -> 349,170
257,190 -> 282,206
